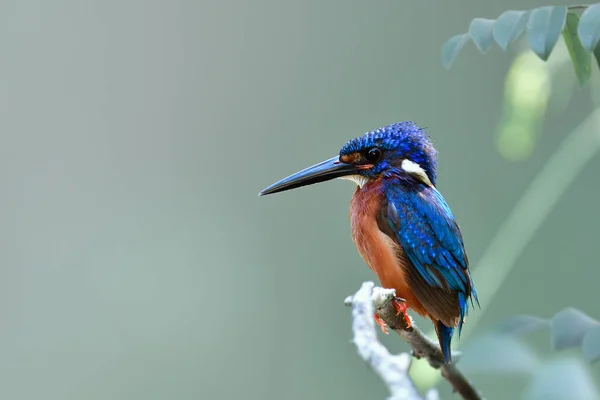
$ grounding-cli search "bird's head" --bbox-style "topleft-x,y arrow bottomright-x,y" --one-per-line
259,121 -> 438,196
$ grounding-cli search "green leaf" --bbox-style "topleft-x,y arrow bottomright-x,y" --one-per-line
563,12 -> 592,86
493,10 -> 530,51
551,308 -> 600,350
442,34 -> 469,69
577,3 -> 600,52
469,18 -> 495,53
582,325 -> 600,363
595,43 -> 600,71
496,314 -> 549,336
527,6 -> 568,61
460,334 -> 539,375
524,359 -> 600,400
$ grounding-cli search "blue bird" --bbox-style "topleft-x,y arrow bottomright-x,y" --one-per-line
260,121 -> 478,363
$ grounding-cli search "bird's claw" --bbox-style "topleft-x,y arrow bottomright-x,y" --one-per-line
374,313 -> 388,334
374,297 -> 412,333
392,296 -> 407,315
392,297 -> 412,328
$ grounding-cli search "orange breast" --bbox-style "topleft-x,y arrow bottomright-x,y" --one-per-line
349,181 -> 428,318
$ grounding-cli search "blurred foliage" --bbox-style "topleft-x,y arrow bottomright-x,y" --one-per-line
462,335 -> 599,400
442,4 -> 600,87
412,3 -> 600,398
499,308 -> 600,362
525,360 -> 598,400
458,308 -> 600,399
495,50 -> 550,161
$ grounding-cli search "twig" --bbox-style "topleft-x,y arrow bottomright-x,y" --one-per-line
567,4 -> 589,11
345,282 -> 483,400
345,282 -> 439,400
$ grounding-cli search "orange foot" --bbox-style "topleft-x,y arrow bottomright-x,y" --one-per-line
392,297 -> 412,328
374,313 -> 388,334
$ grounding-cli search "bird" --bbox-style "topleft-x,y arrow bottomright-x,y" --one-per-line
259,121 -> 478,363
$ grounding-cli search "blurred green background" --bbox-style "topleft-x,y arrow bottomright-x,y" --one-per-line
1,0 -> 598,399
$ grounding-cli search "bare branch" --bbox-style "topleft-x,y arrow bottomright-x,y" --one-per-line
346,282 -> 436,400
346,282 -> 483,400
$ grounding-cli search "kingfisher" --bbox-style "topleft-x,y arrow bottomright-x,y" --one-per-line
259,121 -> 478,363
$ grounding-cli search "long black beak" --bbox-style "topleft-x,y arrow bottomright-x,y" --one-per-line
259,156 -> 359,196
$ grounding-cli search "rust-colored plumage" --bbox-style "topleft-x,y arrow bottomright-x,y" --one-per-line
350,179 -> 428,319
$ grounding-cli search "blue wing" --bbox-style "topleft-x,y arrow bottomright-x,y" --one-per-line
378,184 -> 477,332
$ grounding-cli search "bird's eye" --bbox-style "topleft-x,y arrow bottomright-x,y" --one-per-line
365,147 -> 382,163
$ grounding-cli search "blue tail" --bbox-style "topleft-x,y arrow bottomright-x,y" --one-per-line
434,321 -> 454,363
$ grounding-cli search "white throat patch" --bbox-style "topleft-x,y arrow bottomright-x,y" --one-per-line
338,175 -> 369,188
401,159 -> 433,187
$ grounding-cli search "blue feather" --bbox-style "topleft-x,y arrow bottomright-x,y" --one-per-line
383,182 -> 477,363
435,321 -> 454,363
340,122 -> 439,185
386,184 -> 471,294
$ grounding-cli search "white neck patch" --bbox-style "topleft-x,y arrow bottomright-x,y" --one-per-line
401,159 -> 433,187
338,174 -> 369,188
